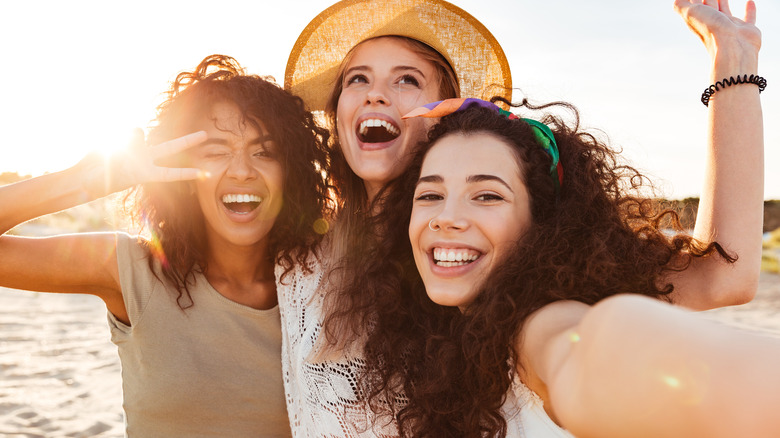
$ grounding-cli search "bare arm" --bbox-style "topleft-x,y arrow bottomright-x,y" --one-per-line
667,0 -> 764,309
0,131 -> 205,323
520,295 -> 780,438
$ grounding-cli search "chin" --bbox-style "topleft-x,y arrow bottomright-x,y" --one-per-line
426,289 -> 470,309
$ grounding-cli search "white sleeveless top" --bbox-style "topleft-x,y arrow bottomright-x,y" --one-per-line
277,256 -> 573,438
276,255 -> 400,437
503,379 -> 576,438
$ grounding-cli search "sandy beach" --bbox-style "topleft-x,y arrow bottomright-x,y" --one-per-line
0,291 -> 123,438
1,273 -> 779,437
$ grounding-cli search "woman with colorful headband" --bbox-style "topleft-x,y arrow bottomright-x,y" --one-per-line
366,94 -> 775,438
0,55 -> 330,436
280,0 -> 764,435
334,1 -> 767,437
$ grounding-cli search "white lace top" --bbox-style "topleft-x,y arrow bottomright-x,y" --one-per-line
503,379 -> 576,438
276,255 -> 401,437
277,256 -> 573,438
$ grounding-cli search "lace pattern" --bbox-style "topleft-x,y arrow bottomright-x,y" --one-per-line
276,256 -> 401,438
503,378 -> 575,438
277,255 -> 570,437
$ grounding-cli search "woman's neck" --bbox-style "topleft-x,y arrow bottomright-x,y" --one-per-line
203,236 -> 277,310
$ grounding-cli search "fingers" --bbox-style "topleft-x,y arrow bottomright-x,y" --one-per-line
673,0 -> 700,16
673,0 -> 685,15
149,131 -> 207,160
745,0 -> 756,24
129,127 -> 146,149
718,0 -> 733,16
142,131 -> 208,182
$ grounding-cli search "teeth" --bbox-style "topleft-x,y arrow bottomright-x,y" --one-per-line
221,194 -> 263,204
433,248 -> 480,265
436,261 -> 470,268
358,119 -> 400,136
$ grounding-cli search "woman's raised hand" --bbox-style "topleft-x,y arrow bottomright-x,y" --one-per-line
674,0 -> 761,56
79,130 -> 207,199
664,0 -> 764,309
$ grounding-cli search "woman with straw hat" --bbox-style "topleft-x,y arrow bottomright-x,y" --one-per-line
283,1 -> 513,435
281,0 -> 765,436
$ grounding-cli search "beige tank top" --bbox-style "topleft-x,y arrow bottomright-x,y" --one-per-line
107,233 -> 291,437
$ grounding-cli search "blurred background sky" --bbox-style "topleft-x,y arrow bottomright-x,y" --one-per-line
1,0 -> 777,198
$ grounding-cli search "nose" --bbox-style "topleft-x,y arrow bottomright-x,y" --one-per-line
365,83 -> 389,106
430,198 -> 469,232
225,151 -> 257,181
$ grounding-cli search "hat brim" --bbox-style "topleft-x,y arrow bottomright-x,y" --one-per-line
285,0 -> 512,111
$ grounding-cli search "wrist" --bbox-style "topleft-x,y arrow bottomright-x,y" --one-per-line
73,154 -> 108,201
710,39 -> 760,81
701,74 -> 766,107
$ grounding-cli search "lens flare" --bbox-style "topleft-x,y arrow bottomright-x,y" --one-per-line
313,218 -> 330,235
148,229 -> 170,270
141,213 -> 170,270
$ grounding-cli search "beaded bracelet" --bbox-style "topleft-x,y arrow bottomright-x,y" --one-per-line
701,74 -> 767,106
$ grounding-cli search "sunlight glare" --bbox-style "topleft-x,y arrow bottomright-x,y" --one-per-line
661,375 -> 681,389
90,128 -> 142,161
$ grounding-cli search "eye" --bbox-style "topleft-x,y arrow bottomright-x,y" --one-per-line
414,191 -> 443,202
253,148 -> 274,159
200,147 -> 231,159
474,192 -> 505,202
397,74 -> 420,87
346,73 -> 368,86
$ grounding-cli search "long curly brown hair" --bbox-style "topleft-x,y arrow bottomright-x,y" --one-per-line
130,54 -> 332,306
318,36 -> 459,351
338,100 -> 734,437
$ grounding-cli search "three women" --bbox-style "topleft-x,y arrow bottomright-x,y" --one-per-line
279,0 -> 766,435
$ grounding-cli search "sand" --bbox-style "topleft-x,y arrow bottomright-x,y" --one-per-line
1,273 -> 779,437
0,291 -> 122,438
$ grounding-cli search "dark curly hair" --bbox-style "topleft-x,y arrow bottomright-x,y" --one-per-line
317,36 -> 459,352
337,99 -> 734,437
130,54 -> 332,306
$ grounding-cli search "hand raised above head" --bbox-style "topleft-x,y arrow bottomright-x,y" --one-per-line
674,0 -> 761,55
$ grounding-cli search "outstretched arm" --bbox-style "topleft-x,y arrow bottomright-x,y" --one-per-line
666,0 -> 764,309
0,131 -> 205,322
520,295 -> 780,438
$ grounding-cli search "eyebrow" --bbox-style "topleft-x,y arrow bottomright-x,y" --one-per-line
468,174 -> 512,191
392,65 -> 426,78
201,135 -> 274,147
416,174 -> 513,192
416,175 -> 443,186
344,65 -> 427,79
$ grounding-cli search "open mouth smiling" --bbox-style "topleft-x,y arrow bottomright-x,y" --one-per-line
222,194 -> 263,214
432,248 -> 481,267
356,118 -> 400,143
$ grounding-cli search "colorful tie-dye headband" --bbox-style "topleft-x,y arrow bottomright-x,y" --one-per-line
403,97 -> 563,192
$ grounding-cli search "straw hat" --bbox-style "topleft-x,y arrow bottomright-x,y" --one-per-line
285,0 -> 512,111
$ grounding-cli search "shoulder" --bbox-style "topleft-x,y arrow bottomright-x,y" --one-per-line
521,301 -> 590,355
114,232 -> 151,260
516,301 -> 590,421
